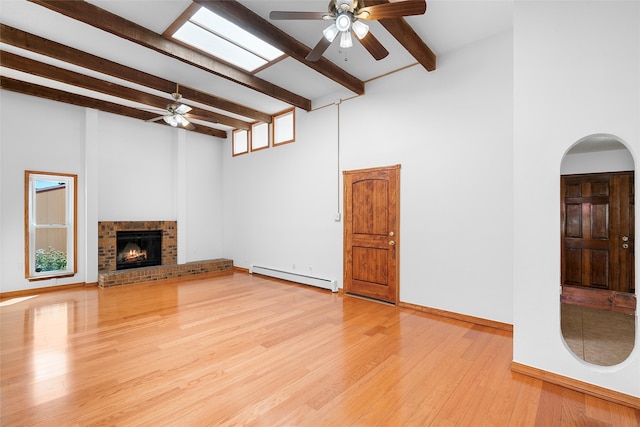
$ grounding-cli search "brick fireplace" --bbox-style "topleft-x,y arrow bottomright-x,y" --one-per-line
97,221 -> 233,288
98,221 -> 177,272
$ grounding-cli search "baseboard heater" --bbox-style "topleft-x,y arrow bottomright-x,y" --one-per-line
249,265 -> 338,293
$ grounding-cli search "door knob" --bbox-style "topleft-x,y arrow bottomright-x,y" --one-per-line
389,231 -> 395,237
622,243 -> 629,249
389,240 -> 395,246
622,236 -> 629,242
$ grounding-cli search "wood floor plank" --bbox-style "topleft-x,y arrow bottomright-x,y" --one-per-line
535,379 -> 565,426
509,374 -> 545,426
1,272 -> 638,426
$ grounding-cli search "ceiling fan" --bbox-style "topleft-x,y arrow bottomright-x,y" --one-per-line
270,0 -> 427,61
147,84 -> 195,130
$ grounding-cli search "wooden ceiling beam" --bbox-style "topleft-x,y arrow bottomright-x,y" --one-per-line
0,51 -> 252,130
0,24 -> 272,124
194,0 -> 366,96
365,0 -> 436,72
0,76 -> 227,139
27,0 -> 312,111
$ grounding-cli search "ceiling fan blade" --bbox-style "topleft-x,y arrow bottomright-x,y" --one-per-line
146,115 -> 167,123
357,1 -> 426,20
358,31 -> 389,60
269,11 -> 330,20
181,119 -> 196,131
175,104 -> 191,114
306,37 -> 333,61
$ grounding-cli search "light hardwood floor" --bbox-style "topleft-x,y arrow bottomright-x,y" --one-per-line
1,273 -> 639,426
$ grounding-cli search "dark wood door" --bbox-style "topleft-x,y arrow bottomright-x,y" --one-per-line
561,172 -> 634,294
343,165 -> 400,303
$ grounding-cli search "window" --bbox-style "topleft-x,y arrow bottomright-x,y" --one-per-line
251,122 -> 269,151
273,109 -> 296,146
168,6 -> 284,72
233,129 -> 249,156
232,109 -> 296,157
25,171 -> 77,280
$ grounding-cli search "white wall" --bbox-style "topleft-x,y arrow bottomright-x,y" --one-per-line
96,111 -> 177,221
1,92 -> 87,292
223,30 -> 514,324
222,104 -> 342,282
183,131 -> 224,262
514,0 -> 639,397
344,31 -> 514,324
0,92 -> 225,292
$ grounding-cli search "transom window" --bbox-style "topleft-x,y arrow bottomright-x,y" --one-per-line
168,6 -> 284,72
232,108 -> 296,156
233,129 -> 249,156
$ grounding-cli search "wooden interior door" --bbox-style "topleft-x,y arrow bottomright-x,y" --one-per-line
561,172 -> 635,295
343,165 -> 400,303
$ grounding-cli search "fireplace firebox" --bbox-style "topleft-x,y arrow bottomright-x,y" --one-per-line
116,230 -> 162,270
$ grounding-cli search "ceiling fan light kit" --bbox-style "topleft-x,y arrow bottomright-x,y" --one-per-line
351,20 -> 369,39
323,24 -> 340,42
340,31 -> 353,48
162,112 -> 191,129
166,114 -> 189,127
270,0 -> 427,62
148,84 -> 197,131
335,13 -> 352,32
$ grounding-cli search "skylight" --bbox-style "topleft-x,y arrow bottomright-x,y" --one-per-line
171,7 -> 284,72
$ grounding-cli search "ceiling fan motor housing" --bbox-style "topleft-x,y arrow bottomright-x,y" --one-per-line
333,0 -> 356,13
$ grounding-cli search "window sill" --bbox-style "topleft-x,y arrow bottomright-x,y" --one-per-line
27,272 -> 76,282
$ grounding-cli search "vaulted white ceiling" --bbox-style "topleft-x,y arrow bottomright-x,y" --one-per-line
0,0 -> 514,139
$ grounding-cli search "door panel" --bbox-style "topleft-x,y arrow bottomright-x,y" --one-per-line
561,172 -> 634,294
344,165 -> 400,303
590,250 -> 608,287
353,247 -> 388,283
590,203 -> 609,239
352,180 -> 389,235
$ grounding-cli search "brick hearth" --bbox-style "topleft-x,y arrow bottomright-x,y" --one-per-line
98,259 -> 233,288
97,221 -> 232,287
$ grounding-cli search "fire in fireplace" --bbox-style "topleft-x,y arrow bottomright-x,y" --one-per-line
116,230 -> 162,270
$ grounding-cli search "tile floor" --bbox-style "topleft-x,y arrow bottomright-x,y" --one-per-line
561,303 -> 636,366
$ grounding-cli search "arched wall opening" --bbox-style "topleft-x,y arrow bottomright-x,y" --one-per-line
560,133 -> 637,366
